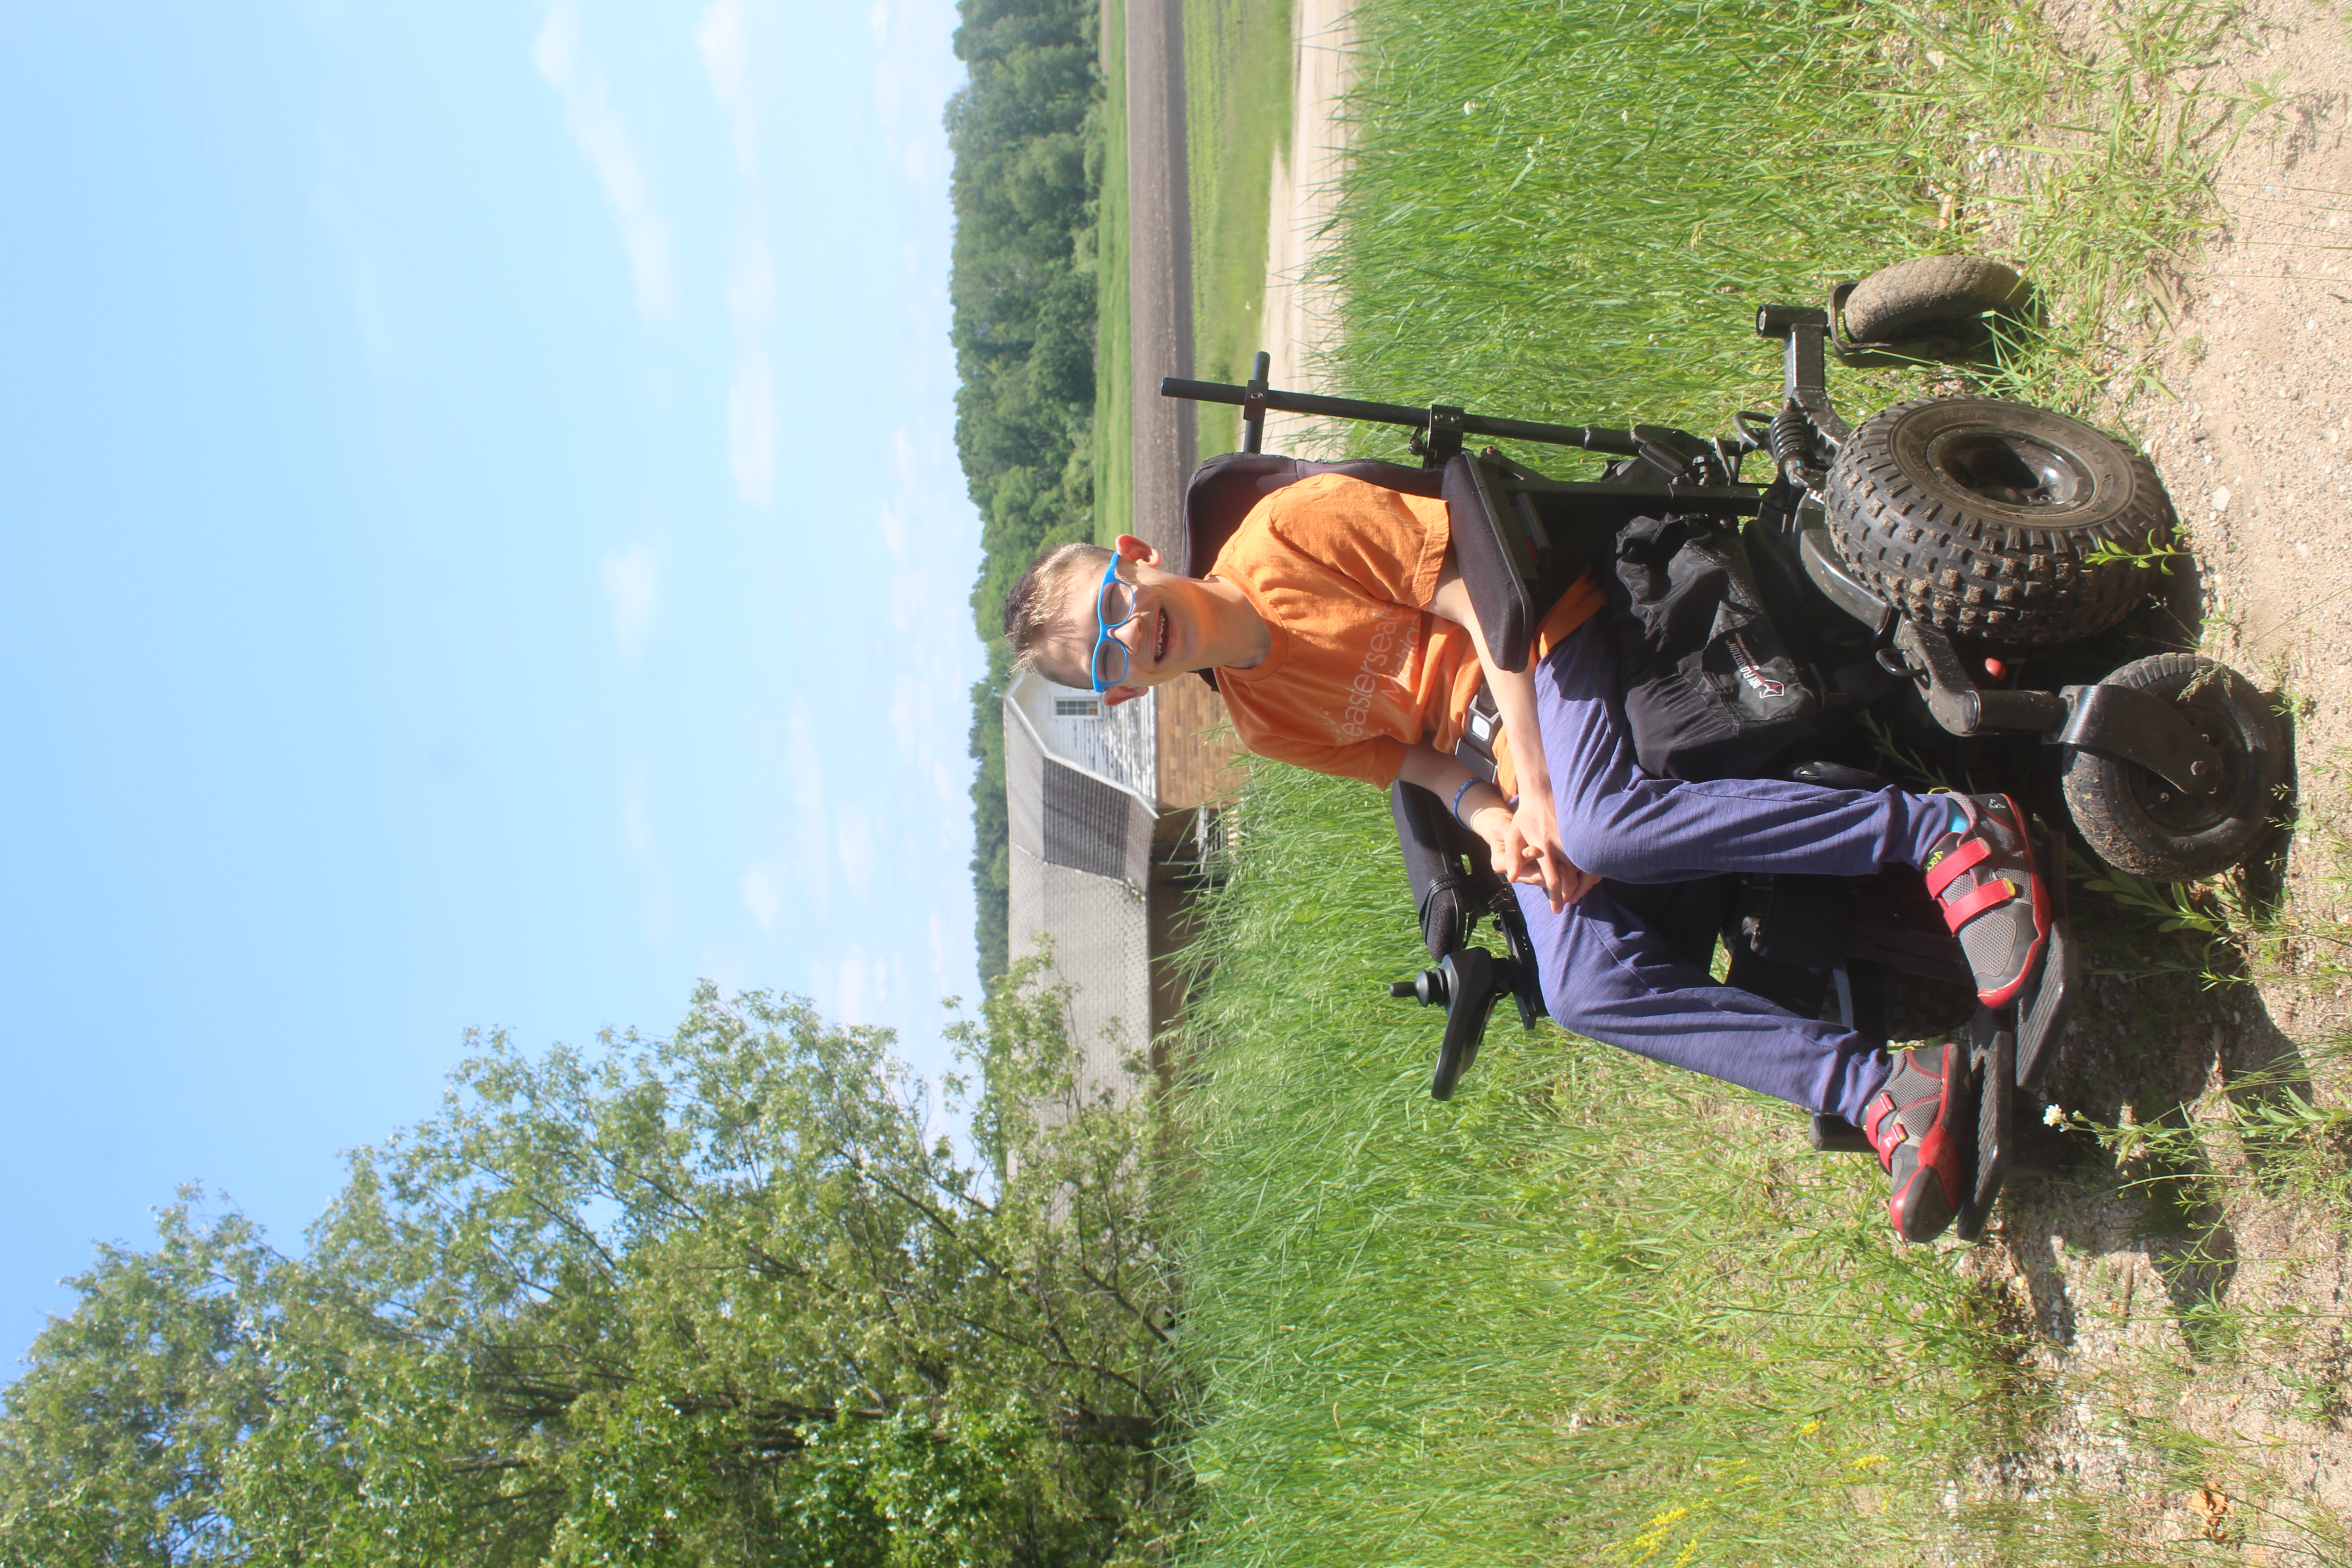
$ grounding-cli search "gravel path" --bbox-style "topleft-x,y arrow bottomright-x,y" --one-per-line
1123,0 -> 1193,560
1253,0 -> 1353,456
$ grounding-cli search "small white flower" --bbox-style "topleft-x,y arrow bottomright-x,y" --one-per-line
2043,1105 -> 2064,1127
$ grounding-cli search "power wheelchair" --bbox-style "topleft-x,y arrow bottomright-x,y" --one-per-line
1161,257 -> 2286,1239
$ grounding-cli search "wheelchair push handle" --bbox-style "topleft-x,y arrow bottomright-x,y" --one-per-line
1161,370 -> 1643,460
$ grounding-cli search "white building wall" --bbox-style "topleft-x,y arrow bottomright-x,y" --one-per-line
1007,668 -> 1156,811
1004,844 -> 1153,1102
1003,679 -> 1157,1107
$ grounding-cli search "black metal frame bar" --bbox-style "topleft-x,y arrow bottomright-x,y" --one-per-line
2053,680 -> 2228,797
1162,374 -> 1645,460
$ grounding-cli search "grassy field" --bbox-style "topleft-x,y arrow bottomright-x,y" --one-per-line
1096,0 -> 1294,542
1165,0 -> 2350,1563
1185,0 -> 1295,459
1174,767 -> 2090,1564
1093,0 -> 1133,546
1311,0 -> 2236,442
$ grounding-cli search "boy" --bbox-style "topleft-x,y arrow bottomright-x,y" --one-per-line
1001,472 -> 2050,1244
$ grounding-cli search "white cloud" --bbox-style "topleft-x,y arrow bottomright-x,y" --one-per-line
871,0 -> 960,186
698,0 -> 777,511
817,944 -> 880,1026
598,543 -> 660,670
835,802 -> 875,899
727,229 -> 775,333
740,862 -> 782,934
726,347 -> 775,508
309,134 -> 400,373
928,911 -> 958,1009
876,422 -> 980,813
621,756 -> 675,942
737,700 -> 837,942
782,700 -> 832,918
695,0 -> 759,176
534,0 -> 678,321
698,940 -> 752,999
702,0 -> 977,1068
891,672 -> 958,811
345,251 -> 397,373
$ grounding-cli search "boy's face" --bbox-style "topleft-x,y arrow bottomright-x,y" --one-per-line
1046,534 -> 1214,708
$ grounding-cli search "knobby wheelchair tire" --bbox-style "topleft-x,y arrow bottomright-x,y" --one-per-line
1823,396 -> 2174,647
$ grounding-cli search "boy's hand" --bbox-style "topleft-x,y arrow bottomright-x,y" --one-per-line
1470,794 -> 1597,912
1505,790 -> 1596,912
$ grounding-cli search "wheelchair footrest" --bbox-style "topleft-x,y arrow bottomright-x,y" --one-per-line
1808,1112 -> 1873,1153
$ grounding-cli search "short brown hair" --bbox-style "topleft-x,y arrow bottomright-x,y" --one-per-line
1003,540 -> 1110,688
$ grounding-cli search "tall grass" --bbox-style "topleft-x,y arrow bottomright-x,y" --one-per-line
1186,0 -> 1296,460
1163,0 -> 2324,1562
1317,0 -> 2236,448
1172,770 -> 2159,1565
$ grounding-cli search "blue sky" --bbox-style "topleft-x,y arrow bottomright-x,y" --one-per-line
0,0 -> 982,1361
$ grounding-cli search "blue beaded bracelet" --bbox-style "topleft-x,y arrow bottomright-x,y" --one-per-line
1450,777 -> 1478,827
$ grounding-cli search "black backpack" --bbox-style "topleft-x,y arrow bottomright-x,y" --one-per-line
1602,513 -> 1818,781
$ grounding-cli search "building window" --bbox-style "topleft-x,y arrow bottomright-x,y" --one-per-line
1055,698 -> 1100,717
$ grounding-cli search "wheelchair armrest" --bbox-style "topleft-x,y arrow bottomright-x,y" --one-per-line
1441,453 -> 1544,672
1390,780 -> 1503,963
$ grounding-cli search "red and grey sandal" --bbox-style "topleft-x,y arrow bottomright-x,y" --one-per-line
1922,793 -> 2050,1009
1864,1044 -> 1969,1245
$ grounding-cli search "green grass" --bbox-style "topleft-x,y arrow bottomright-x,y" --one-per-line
1093,0 -> 1132,546
1310,0 -> 2241,458
1185,0 -> 1295,460
1173,769 -> 2107,1565
1161,0 -> 2351,1562
1173,779 -> 2352,1566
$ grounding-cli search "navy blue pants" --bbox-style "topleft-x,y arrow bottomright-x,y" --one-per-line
1512,621 -> 1950,1127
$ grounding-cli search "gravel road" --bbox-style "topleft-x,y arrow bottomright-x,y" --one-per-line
1123,0 -> 1193,560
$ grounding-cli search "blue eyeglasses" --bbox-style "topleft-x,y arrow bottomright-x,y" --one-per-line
1089,554 -> 1142,693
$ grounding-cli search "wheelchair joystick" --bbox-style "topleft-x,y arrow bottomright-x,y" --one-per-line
1388,969 -> 1450,1007
1389,946 -> 1527,1102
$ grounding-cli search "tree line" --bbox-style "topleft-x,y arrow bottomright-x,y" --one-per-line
949,0 -> 1105,984
0,971 -> 1185,1564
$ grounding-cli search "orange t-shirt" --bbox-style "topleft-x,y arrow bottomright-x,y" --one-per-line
1207,471 -> 1604,789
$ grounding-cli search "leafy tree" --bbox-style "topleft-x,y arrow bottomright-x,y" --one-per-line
970,644 -> 1015,980
0,966 -> 1185,1565
0,1198 -> 273,1565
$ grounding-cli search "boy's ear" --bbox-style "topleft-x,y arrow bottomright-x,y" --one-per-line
1112,534 -> 1163,569
1101,683 -> 1147,709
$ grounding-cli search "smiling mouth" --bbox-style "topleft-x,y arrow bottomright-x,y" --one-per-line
1155,608 -> 1168,662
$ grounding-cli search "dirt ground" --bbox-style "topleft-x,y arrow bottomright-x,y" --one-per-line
1255,0 -> 1352,455
1945,0 -> 2352,1548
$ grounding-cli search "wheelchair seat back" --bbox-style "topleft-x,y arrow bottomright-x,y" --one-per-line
1180,454 -> 1445,689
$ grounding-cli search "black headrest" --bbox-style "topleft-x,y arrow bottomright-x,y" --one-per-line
1179,453 -> 1443,689
1181,452 -> 1443,578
